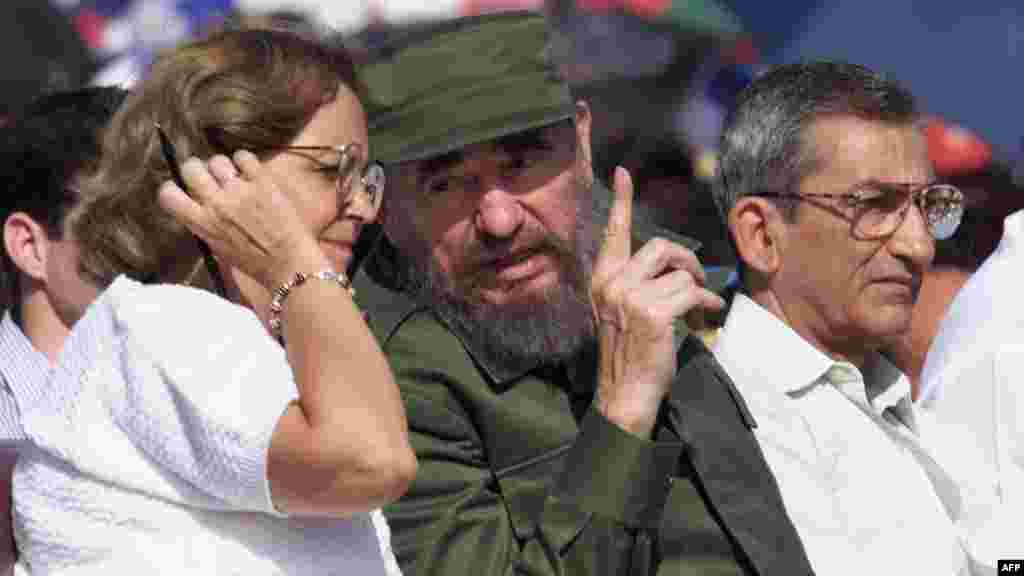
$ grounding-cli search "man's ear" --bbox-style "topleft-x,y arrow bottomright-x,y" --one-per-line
3,213 -> 50,282
729,197 -> 787,278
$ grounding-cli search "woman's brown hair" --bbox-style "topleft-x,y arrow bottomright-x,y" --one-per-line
74,27 -> 359,288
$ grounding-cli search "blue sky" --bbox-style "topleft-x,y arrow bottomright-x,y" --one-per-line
724,0 -> 1023,160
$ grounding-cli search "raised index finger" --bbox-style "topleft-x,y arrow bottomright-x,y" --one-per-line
596,166 -> 634,272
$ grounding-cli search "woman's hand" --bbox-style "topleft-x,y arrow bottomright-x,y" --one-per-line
159,148 -> 416,515
158,150 -> 328,290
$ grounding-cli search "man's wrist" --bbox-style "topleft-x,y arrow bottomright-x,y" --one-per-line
595,381 -> 666,439
596,399 -> 658,439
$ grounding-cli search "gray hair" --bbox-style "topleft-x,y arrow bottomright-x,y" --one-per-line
715,60 -> 919,224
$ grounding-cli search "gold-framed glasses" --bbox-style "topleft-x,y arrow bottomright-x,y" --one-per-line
750,182 -> 964,240
268,142 -> 385,213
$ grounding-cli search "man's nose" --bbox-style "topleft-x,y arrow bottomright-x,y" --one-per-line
888,200 -> 935,269
474,186 -> 524,240
344,184 -> 378,223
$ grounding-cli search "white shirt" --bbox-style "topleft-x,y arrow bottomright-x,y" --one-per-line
0,312 -> 47,444
0,313 -> 42,576
9,276 -> 401,575
920,209 -> 1024,559
713,294 -> 986,575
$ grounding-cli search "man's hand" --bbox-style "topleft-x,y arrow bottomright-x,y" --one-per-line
589,167 -> 725,438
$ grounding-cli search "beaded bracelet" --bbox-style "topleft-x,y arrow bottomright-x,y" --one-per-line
268,269 -> 355,337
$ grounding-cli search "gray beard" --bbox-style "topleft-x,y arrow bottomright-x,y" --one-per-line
407,176 -> 605,374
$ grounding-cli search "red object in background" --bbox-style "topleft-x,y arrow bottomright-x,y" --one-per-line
926,117 -> 993,176
575,0 -> 671,18
576,0 -> 619,12
74,9 -> 107,52
461,0 -> 544,15
623,0 -> 671,18
721,35 -> 757,65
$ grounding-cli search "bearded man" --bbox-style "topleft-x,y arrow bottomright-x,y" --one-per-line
354,11 -> 814,575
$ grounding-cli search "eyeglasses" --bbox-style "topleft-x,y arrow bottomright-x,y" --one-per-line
154,124 -> 387,298
749,182 -> 964,240
267,142 -> 385,213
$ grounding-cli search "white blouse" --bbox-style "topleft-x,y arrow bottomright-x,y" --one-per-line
9,276 -> 400,575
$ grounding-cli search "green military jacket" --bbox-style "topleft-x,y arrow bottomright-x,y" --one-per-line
358,289 -> 745,575
352,180 -> 813,575
353,256 -> 754,575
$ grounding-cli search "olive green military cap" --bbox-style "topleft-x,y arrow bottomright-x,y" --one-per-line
361,11 -> 575,166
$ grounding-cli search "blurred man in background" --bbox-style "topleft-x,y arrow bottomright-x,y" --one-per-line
916,150 -> 1024,562
886,157 -> 1022,396
0,86 -> 128,574
625,136 -> 736,269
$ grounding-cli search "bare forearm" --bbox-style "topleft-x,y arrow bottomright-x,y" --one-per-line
165,152 -> 416,515
282,279 -> 405,434
272,263 -> 415,514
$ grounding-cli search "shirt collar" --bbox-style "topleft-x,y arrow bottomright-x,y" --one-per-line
431,305 -> 543,387
1000,209 -> 1024,253
714,293 -> 835,397
0,310 -> 53,407
714,294 -> 914,421
357,248 -> 549,388
861,354 -> 916,430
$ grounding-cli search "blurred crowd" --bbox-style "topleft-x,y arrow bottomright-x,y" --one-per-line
1,1 -> 1022,575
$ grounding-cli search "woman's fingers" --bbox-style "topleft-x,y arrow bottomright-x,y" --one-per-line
232,149 -> 264,180
207,155 -> 240,188
157,180 -> 206,232
179,157 -> 221,204
160,151 -> 324,290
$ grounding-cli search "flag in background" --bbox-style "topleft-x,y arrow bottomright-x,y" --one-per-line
53,0 -> 235,87
676,36 -> 757,181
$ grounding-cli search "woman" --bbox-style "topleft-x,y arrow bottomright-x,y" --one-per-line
10,28 -> 415,574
